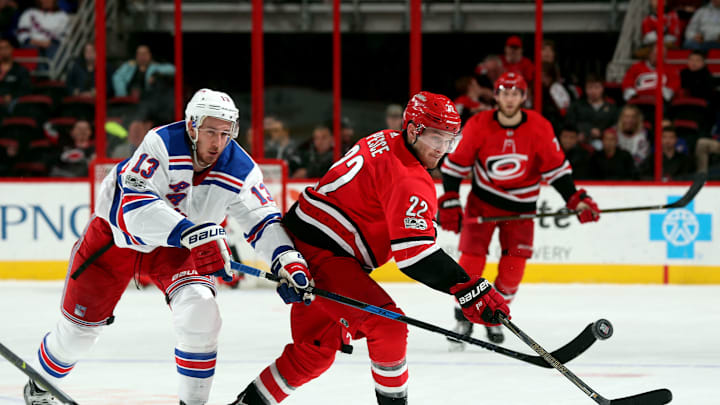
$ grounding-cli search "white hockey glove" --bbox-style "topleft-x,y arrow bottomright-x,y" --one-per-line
180,222 -> 233,282
271,249 -> 314,305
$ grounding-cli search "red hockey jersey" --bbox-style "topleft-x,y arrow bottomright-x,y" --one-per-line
621,61 -> 680,101
284,130 -> 440,271
441,109 -> 571,212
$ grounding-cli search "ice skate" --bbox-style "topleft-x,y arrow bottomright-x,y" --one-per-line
485,324 -> 505,344
23,380 -> 60,405
447,307 -> 474,351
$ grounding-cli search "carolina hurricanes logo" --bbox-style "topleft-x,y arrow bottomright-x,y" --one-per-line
635,72 -> 666,92
485,153 -> 528,181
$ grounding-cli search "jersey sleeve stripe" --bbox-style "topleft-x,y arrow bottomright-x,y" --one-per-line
391,239 -> 434,251
122,197 -> 160,214
542,160 -> 572,183
169,164 -> 194,171
244,213 -> 282,248
294,204 -> 358,260
440,157 -> 471,178
200,179 -> 241,194
167,218 -> 194,247
395,243 -> 440,269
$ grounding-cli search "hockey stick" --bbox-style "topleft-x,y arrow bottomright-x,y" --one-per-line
499,314 -> 672,404
230,260 -> 604,368
465,172 -> 707,224
0,340 -> 79,405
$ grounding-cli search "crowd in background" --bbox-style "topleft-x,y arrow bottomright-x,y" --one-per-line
1,0 -> 720,181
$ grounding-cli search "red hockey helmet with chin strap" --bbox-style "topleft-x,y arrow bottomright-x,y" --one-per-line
494,72 -> 528,95
402,91 -> 461,136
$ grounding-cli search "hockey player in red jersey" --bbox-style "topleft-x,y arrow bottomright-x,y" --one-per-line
229,92 -> 510,405
438,72 -> 600,348
22,89 -> 312,405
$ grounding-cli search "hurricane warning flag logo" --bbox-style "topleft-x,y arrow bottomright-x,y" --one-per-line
650,198 -> 711,259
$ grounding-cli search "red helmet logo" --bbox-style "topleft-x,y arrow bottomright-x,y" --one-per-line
402,91 -> 461,135
494,72 -> 528,95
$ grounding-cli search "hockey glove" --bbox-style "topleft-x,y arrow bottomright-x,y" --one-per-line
567,189 -> 600,224
438,192 -> 463,233
271,249 -> 313,305
180,222 -> 233,282
450,277 -> 510,326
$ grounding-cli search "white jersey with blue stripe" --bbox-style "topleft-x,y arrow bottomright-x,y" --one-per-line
95,121 -> 293,264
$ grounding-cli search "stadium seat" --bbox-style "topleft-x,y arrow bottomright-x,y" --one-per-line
108,96 -> 140,123
603,82 -> 623,106
32,80 -> 68,111
628,95 -> 657,128
12,48 -> 39,72
1,117 -> 41,143
12,95 -> 53,124
12,161 -> 48,177
670,97 -> 710,130
674,119 -> 701,154
666,49 -> 691,64
60,96 -> 95,121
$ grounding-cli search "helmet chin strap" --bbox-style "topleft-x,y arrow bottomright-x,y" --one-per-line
189,126 -> 212,170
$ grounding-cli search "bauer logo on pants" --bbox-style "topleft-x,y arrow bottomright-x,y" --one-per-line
649,198 -> 712,259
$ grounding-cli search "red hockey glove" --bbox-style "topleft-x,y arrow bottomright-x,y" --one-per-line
450,277 -> 510,326
180,222 -> 233,282
566,189 -> 600,224
438,192 -> 463,233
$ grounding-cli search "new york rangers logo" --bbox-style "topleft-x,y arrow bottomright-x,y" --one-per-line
485,153 -> 528,181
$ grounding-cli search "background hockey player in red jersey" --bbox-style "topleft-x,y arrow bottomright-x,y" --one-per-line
438,72 -> 600,348
23,89 -> 312,405
229,92 -> 510,405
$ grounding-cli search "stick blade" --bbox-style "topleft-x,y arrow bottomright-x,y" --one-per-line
610,388 -> 672,404
667,172 -> 706,208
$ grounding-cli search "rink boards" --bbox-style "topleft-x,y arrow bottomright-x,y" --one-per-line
0,179 -> 718,283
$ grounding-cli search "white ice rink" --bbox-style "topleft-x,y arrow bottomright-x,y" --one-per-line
1,281 -> 719,404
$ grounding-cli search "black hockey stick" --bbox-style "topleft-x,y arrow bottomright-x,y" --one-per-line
230,260 -> 604,368
0,340 -> 79,405
499,314 -> 672,404
465,172 -> 707,224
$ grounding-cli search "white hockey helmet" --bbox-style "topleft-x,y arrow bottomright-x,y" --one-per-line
185,88 -> 239,139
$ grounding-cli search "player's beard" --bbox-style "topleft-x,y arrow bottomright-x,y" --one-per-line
498,104 -> 522,120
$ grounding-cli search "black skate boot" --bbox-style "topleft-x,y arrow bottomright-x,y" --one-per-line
23,380 -> 60,405
485,324 -> 505,344
376,390 -> 407,405
228,382 -> 266,405
447,306 -> 474,352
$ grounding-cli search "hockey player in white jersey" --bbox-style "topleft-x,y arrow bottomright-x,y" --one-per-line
23,89 -> 313,405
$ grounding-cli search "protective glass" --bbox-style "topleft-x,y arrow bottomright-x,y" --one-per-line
417,127 -> 460,154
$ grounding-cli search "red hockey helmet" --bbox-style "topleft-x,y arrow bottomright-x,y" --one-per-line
494,72 -> 528,95
402,91 -> 461,136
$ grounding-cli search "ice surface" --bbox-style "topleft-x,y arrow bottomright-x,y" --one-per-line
1,281 -> 718,404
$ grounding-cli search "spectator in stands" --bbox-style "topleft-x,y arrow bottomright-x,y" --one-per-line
615,105 -> 651,171
559,124 -> 592,180
454,75 -> 490,125
683,0 -> 720,51
49,119 -> 94,177
474,54 -> 504,106
642,0 -> 681,47
541,61 -> 572,134
109,114 -> 154,159
341,116 -> 355,154
622,44 -> 679,102
680,50 -> 714,101
292,124 -> 334,179
661,125 -> 693,180
566,74 -> 619,150
67,42 -> 100,96
0,1 -> 18,41
695,136 -> 720,173
0,138 -> 18,175
16,0 -> 69,65
112,44 -> 175,98
385,103 -> 403,131
0,38 -> 30,107
265,116 -> 301,173
590,128 -> 638,180
501,35 -> 534,85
